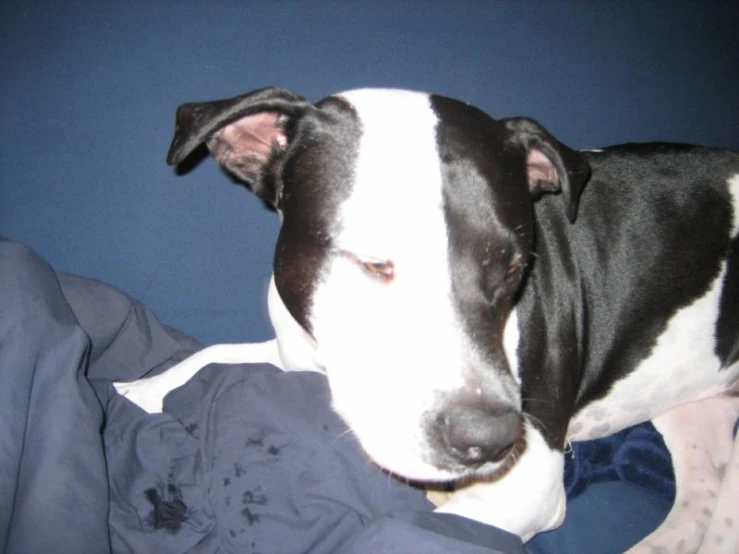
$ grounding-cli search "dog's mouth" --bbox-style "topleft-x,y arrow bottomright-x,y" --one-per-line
448,432 -> 528,484
327,366 -> 527,484
364,433 -> 528,487
416,396 -> 527,479
417,421 -> 528,485
337,406 -> 529,485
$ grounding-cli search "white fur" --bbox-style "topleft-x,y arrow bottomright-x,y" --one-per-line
503,309 -> 521,386
567,261 -> 737,440
113,274 -> 326,413
625,396 -> 739,554
730,173 -> 739,236
309,89 -> 520,480
267,276 -> 324,372
113,339 -> 283,413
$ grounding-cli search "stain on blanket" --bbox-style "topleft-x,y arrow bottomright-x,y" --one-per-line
244,432 -> 282,457
246,435 -> 264,448
241,486 -> 268,526
144,482 -> 187,533
224,433 -> 282,535
243,487 -> 268,506
242,506 -> 260,526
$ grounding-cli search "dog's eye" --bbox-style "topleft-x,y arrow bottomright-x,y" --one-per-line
504,264 -> 520,279
361,259 -> 395,280
340,251 -> 395,282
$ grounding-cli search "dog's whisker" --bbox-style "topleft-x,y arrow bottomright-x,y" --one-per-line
523,412 -> 551,437
520,396 -> 553,406
320,426 -> 358,455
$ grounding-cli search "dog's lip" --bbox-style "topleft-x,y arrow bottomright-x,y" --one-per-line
427,432 -> 528,484
469,434 -> 527,481
365,432 -> 528,486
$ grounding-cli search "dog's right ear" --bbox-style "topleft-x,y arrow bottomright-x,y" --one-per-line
502,117 -> 591,223
166,87 -> 312,204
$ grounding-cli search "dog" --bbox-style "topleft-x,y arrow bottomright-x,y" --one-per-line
115,87 -> 739,552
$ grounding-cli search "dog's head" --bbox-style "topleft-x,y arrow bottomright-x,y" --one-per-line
168,87 -> 590,482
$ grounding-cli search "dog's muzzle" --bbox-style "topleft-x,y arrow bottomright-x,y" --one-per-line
428,392 -> 524,472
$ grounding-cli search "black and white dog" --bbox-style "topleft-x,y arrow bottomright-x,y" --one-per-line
116,87 -> 739,552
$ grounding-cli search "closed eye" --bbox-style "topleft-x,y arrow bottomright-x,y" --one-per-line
504,264 -> 520,279
361,259 -> 394,278
341,251 -> 395,282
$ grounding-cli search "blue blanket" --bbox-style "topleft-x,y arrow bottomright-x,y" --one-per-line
0,237 -> 673,553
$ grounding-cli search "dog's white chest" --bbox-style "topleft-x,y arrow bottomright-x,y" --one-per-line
568,259 -> 739,442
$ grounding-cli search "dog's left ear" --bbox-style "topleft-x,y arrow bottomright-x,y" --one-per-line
503,117 -> 591,222
166,87 -> 313,205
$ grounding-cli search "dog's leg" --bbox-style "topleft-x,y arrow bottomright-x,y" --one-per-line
625,396 -> 739,554
434,422 -> 566,542
697,396 -> 739,554
113,339 -> 283,414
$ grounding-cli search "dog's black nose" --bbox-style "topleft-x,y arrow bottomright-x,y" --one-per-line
433,402 -> 523,467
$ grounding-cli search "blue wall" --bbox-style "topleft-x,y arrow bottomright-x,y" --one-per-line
2,0 -> 738,344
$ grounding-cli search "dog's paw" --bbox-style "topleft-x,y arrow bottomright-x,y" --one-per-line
113,374 -> 173,414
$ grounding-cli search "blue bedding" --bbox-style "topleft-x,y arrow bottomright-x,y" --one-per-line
0,237 -> 673,553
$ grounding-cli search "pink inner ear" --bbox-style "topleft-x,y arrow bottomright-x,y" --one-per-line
526,149 -> 558,186
207,111 -> 286,177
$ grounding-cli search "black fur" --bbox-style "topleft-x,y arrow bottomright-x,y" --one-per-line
517,144 -> 739,447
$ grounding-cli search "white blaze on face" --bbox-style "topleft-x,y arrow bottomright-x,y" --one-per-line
307,89 -> 505,480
